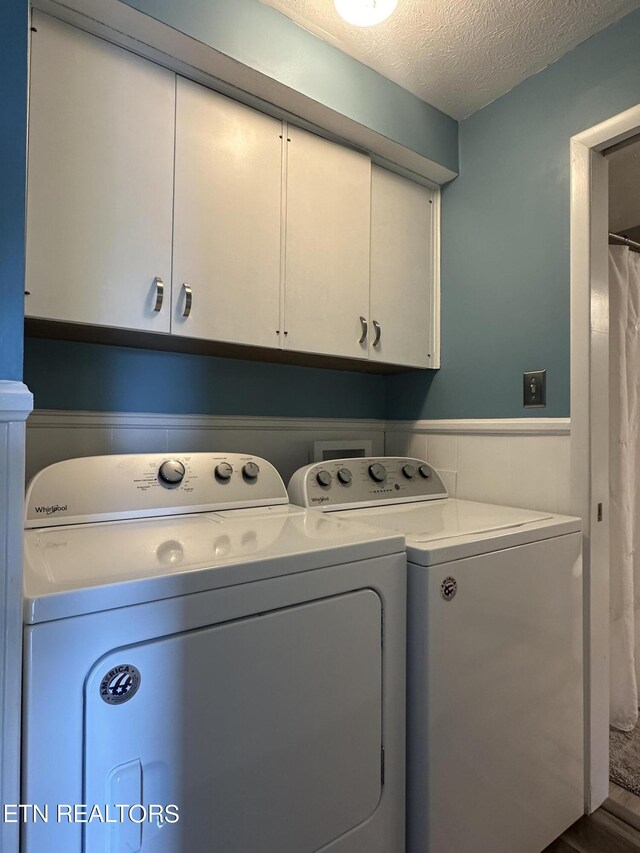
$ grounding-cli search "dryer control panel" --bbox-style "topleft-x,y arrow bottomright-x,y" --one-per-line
288,457 -> 447,511
25,453 -> 288,528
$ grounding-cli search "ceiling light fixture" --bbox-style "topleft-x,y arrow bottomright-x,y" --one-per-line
334,0 -> 398,27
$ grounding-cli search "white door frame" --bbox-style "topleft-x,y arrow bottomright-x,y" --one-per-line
571,104 -> 640,812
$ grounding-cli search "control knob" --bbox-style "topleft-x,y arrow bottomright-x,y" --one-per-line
402,464 -> 416,479
158,459 -> 186,486
316,470 -> 332,487
242,461 -> 260,480
368,462 -> 387,483
419,464 -> 431,479
215,462 -> 233,480
337,468 -> 352,485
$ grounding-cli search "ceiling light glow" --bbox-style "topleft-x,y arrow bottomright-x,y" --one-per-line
334,0 -> 398,27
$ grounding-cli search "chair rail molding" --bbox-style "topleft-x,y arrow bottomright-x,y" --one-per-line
0,381 -> 33,853
386,417 -> 571,435
27,409 -> 388,432
29,410 -> 570,435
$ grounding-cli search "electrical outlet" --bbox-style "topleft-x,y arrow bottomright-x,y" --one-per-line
523,370 -> 546,407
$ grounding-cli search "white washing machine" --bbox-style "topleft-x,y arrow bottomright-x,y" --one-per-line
22,453 -> 407,853
288,457 -> 584,853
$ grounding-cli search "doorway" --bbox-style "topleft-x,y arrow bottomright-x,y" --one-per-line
570,105 -> 640,818
601,138 -> 640,829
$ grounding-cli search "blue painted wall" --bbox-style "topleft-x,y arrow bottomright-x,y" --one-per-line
388,7 -> 640,419
122,0 -> 458,174
25,340 -> 388,418
0,0 -> 27,380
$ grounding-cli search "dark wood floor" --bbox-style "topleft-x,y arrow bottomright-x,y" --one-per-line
544,808 -> 640,852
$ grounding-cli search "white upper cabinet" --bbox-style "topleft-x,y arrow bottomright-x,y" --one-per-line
172,79 -> 283,348
369,166 -> 436,368
25,16 -> 441,371
26,14 -> 175,333
283,128 -> 371,360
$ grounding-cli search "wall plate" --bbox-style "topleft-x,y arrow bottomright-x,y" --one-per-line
523,370 -> 546,407
312,440 -> 373,462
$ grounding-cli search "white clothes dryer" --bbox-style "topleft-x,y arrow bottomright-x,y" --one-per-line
288,456 -> 583,853
22,453 -> 407,853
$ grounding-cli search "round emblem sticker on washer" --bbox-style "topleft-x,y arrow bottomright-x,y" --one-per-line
441,577 -> 457,601
100,664 -> 141,705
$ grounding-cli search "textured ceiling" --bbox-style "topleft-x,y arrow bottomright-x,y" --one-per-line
260,0 -> 640,119
609,141 -> 640,233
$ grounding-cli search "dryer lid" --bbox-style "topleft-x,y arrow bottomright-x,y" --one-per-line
23,506 -> 404,624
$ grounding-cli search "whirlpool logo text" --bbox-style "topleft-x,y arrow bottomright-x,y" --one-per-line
34,504 -> 68,516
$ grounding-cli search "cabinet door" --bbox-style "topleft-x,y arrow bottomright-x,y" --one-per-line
26,13 -> 175,332
369,166 -> 435,368
172,78 -> 283,348
284,128 -> 370,360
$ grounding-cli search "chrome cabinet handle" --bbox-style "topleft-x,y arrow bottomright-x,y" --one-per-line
182,283 -> 192,318
153,277 -> 164,312
359,316 -> 368,344
372,320 -> 381,347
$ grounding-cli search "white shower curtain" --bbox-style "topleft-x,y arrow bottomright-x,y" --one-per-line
610,244 -> 640,731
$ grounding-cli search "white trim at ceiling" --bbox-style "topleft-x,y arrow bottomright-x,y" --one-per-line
33,0 -> 457,186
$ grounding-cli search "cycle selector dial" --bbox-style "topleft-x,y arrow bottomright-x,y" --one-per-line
337,468 -> 352,485
215,462 -> 233,480
368,462 -> 387,483
158,459 -> 186,486
316,470 -> 332,487
242,462 -> 260,480
419,464 -> 431,479
402,464 -> 416,479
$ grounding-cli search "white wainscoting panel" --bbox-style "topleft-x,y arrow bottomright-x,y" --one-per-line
26,411 -> 387,485
0,382 -> 33,853
28,412 -> 571,516
386,419 -> 571,514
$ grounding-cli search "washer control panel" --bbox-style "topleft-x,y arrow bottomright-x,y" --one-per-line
288,457 -> 448,511
25,453 -> 288,528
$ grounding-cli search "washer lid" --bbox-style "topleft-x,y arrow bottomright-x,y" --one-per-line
336,498 -> 581,566
23,507 -> 404,624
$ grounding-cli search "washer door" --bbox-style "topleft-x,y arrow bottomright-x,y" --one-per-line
83,590 -> 383,852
